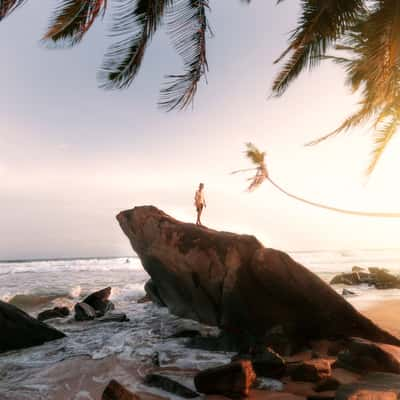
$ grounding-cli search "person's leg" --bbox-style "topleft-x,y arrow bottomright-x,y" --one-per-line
197,206 -> 203,225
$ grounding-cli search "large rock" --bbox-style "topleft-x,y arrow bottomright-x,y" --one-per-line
117,206 -> 400,345
37,306 -> 70,322
336,338 -> 400,374
0,300 -> 65,353
102,379 -> 139,400
82,287 -> 115,315
330,268 -> 400,289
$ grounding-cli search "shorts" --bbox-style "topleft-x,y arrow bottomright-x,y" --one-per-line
196,204 -> 204,212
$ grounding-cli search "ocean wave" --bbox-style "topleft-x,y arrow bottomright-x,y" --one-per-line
0,257 -> 143,275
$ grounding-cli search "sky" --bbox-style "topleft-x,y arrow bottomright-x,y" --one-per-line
2,0 -> 400,260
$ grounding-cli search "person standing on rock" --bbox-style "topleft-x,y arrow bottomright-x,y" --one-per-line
195,183 -> 206,226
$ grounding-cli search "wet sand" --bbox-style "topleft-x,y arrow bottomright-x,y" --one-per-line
363,299 -> 400,338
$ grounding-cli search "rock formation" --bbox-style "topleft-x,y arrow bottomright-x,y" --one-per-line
0,300 -> 65,353
117,206 -> 400,346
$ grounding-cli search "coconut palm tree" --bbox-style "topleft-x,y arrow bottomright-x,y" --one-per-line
272,0 -> 400,174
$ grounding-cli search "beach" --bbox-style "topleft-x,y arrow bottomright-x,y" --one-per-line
364,299 -> 400,338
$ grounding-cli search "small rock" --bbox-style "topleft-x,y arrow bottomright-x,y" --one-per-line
102,379 -> 139,400
194,360 -> 256,397
290,359 -> 332,382
336,338 -> 400,374
98,313 -> 129,323
144,374 -> 198,398
37,306 -> 70,322
342,289 -> 356,297
137,294 -> 151,304
74,302 -> 97,321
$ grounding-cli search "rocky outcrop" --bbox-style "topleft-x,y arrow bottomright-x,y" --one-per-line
331,268 -> 400,289
37,306 -> 70,322
0,300 -> 65,353
117,206 -> 400,346
82,287 -> 115,314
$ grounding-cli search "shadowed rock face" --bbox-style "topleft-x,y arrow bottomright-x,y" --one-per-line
117,206 -> 400,346
0,300 -> 65,353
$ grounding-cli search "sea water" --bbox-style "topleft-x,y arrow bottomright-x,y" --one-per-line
0,250 -> 399,399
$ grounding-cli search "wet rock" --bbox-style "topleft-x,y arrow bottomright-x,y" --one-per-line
169,329 -> 202,339
335,372 -> 400,400
117,206 -> 400,346
74,302 -> 98,321
342,289 -> 356,297
37,306 -> 70,322
83,287 -> 115,315
352,266 -> 365,273
290,359 -> 332,382
144,374 -> 198,398
314,378 -> 340,392
102,379 -> 139,400
336,338 -> 400,374
194,360 -> 256,397
330,272 -> 371,286
137,294 -> 151,304
98,313 -> 129,323
233,347 -> 286,378
145,280 -> 166,307
0,300 -> 65,353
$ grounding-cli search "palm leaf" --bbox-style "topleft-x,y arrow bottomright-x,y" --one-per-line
43,0 -> 106,46
99,0 -> 169,90
158,0 -> 211,111
0,0 -> 25,20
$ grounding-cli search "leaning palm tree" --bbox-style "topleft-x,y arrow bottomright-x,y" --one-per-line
234,143 -> 400,218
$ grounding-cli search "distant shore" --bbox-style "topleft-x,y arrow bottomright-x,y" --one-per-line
363,299 -> 400,338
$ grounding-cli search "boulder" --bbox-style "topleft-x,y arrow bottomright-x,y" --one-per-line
82,287 -> 115,315
330,272 -> 371,286
194,360 -> 256,397
143,374 -> 198,398
232,346 -> 286,378
144,280 -> 166,307
342,289 -> 356,297
102,379 -> 139,400
37,306 -> 70,322
290,359 -> 332,382
117,206 -> 400,345
336,338 -> 400,374
0,300 -> 65,353
74,302 -> 98,321
335,373 -> 400,400
352,267 -> 365,273
313,378 -> 340,392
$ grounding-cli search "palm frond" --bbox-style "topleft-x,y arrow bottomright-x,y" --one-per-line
0,0 -> 25,21
367,115 -> 399,176
43,0 -> 106,46
272,0 -> 365,96
99,0 -> 169,90
158,0 -> 211,111
244,142 -> 266,166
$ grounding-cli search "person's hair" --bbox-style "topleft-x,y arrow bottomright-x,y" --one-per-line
199,183 -> 204,188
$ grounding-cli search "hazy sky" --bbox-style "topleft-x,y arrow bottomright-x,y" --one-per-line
2,1 -> 400,260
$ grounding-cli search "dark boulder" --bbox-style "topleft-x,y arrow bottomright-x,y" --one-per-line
144,280 -> 165,307
144,374 -> 198,398
194,360 -> 256,397
102,379 -> 139,400
37,306 -> 70,322
0,300 -> 65,353
74,302 -> 98,321
117,206 -> 400,345
290,359 -> 332,382
314,378 -> 340,392
232,346 -> 286,378
331,268 -> 400,289
82,287 -> 115,315
336,338 -> 400,374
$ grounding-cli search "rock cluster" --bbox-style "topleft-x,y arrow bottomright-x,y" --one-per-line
331,267 -> 400,289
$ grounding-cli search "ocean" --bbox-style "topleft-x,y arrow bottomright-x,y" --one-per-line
0,249 -> 399,399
